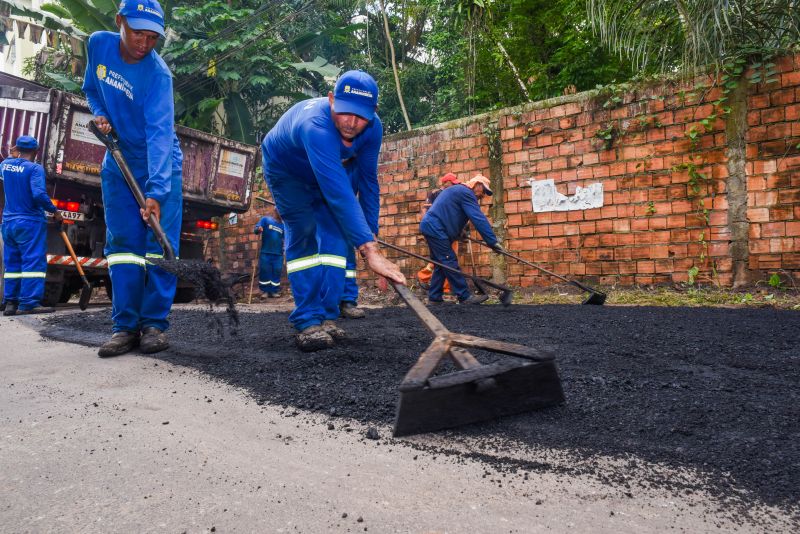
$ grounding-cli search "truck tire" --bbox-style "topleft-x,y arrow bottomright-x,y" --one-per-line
42,281 -> 64,307
173,287 -> 197,304
58,283 -> 75,303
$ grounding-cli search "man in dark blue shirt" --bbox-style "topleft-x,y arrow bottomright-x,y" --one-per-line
262,70 -> 405,352
1,136 -> 62,315
420,175 -> 502,305
254,207 -> 284,298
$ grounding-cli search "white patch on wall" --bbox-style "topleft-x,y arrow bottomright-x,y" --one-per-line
530,179 -> 604,212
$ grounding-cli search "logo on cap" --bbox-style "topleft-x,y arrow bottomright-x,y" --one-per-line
137,4 -> 143,10
96,64 -> 107,80
344,85 -> 351,93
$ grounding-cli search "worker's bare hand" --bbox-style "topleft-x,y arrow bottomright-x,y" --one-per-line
52,210 -> 64,224
359,241 -> 406,285
93,116 -> 112,135
141,198 -> 161,224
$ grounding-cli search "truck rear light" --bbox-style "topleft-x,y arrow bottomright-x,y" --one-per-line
51,198 -> 80,212
195,220 -> 218,230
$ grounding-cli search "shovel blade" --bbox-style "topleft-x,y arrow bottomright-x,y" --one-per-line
582,292 -> 606,305
78,284 -> 92,310
393,359 -> 564,437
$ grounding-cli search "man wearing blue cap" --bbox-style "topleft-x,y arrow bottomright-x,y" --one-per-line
1,136 -> 63,316
82,0 -> 183,357
262,70 -> 406,352
253,206 -> 284,298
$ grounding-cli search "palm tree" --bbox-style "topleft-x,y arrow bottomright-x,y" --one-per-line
586,0 -> 800,74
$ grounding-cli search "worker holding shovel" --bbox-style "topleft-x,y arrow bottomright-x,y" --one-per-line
82,0 -> 183,357
417,172 -> 460,292
420,174 -> 502,305
1,136 -> 63,316
262,70 -> 405,352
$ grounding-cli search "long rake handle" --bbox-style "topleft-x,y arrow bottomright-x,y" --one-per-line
377,238 -> 509,294
466,237 -> 602,295
87,121 -> 176,261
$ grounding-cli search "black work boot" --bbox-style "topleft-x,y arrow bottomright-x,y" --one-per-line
339,301 -> 365,319
295,324 -> 334,352
321,320 -> 346,340
140,327 -> 169,354
2,301 -> 18,316
98,331 -> 140,358
16,306 -> 56,315
460,294 -> 489,305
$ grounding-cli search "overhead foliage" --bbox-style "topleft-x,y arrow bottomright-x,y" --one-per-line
586,0 -> 800,74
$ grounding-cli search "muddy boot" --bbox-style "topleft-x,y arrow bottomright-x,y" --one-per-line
2,302 -> 18,316
295,324 -> 334,352
460,294 -> 488,305
339,301 -> 365,319
140,327 -> 169,354
98,331 -> 140,358
15,306 -> 56,315
321,320 -> 346,340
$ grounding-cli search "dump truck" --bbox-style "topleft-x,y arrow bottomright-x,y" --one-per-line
1,71 -> 258,305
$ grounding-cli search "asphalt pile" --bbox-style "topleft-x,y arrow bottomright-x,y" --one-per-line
43,303 -> 800,517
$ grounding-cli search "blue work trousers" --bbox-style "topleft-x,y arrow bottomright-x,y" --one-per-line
422,233 -> 470,302
259,253 -> 283,294
102,164 -> 182,333
342,247 -> 359,304
265,171 -> 348,331
2,218 -> 48,309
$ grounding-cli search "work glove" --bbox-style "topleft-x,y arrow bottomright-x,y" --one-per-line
490,243 -> 504,254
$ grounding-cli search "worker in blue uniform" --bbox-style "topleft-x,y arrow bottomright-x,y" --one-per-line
1,136 -> 63,316
262,70 -> 406,352
254,207 -> 284,298
338,154 -> 379,320
82,0 -> 183,357
420,175 -> 503,305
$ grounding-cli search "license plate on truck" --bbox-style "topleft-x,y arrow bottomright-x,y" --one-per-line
60,210 -> 85,221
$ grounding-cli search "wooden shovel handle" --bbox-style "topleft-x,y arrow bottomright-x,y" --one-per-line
60,230 -> 86,278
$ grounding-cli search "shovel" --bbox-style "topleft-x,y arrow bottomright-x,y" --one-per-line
377,238 -> 514,306
390,281 -> 564,436
87,121 -> 232,305
59,225 -> 92,310
467,237 -> 606,305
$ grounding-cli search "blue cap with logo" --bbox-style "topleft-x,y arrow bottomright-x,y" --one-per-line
118,0 -> 165,38
15,135 -> 39,151
333,70 -> 379,121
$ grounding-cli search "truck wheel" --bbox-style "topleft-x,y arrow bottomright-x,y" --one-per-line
173,287 -> 197,304
42,282 -> 64,307
58,283 -> 75,303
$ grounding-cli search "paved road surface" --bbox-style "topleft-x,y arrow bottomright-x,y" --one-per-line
0,312 -> 791,533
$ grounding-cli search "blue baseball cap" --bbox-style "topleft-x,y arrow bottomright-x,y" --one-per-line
118,0 -> 165,38
333,70 -> 379,121
15,135 -> 38,151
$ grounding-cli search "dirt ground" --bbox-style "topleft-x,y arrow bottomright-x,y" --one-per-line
40,298 -> 800,530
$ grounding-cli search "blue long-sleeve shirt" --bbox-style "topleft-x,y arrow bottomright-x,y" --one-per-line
1,157 -> 56,222
420,184 -> 497,246
262,98 -> 382,248
254,216 -> 284,255
82,31 -> 182,205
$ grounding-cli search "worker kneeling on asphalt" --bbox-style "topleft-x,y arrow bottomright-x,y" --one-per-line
82,0 -> 183,357
420,175 -> 501,305
1,136 -> 63,316
262,70 -> 406,352
254,207 -> 284,298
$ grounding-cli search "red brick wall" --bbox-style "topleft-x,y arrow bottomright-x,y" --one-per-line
210,55 -> 800,289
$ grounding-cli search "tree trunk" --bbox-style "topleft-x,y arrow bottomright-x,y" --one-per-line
496,40 -> 532,103
379,0 -> 412,131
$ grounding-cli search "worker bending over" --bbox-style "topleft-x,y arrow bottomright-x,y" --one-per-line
1,136 -> 63,315
83,0 -> 183,357
420,175 -> 502,305
262,70 -> 405,352
254,207 -> 284,298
